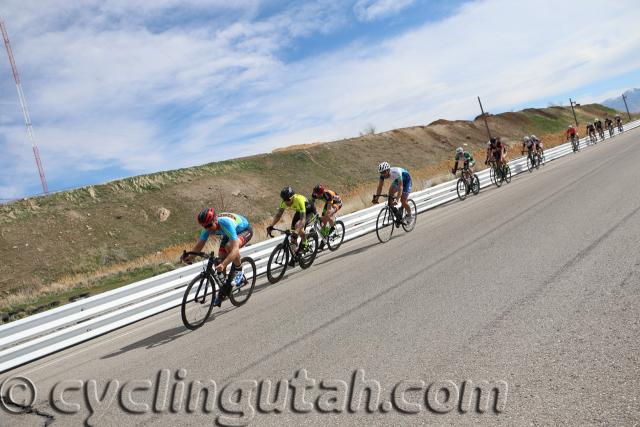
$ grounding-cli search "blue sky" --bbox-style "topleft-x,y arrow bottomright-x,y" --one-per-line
1,0 -> 639,200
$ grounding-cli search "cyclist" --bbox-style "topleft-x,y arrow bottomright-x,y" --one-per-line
182,208 -> 253,305
566,124 -> 578,142
530,135 -> 544,157
521,135 -> 535,159
311,184 -> 342,242
372,162 -> 413,224
594,117 -> 604,138
451,146 -> 476,177
485,137 -> 505,169
604,116 -> 613,131
267,186 -> 316,266
615,114 -> 623,130
586,122 -> 596,141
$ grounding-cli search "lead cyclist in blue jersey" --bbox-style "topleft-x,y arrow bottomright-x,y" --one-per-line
372,162 -> 413,224
182,208 -> 253,305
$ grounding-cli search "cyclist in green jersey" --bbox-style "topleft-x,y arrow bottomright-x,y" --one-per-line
451,146 -> 476,176
267,186 -> 317,265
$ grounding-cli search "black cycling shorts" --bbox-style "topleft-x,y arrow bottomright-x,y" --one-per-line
290,203 -> 317,229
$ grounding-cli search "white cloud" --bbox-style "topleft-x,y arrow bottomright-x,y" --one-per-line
1,0 -> 640,198
353,0 -> 416,22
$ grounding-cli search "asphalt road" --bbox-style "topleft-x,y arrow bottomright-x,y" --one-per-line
2,128 -> 640,426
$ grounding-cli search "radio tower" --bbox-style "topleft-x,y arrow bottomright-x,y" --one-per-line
1,19 -> 48,194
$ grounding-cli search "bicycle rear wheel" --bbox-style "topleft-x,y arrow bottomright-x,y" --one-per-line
471,174 -> 480,195
375,206 -> 394,243
327,220 -> 345,251
456,178 -> 467,201
402,199 -> 418,233
267,243 -> 288,284
228,256 -> 257,307
181,273 -> 215,330
526,154 -> 534,172
504,165 -> 512,183
298,231 -> 319,269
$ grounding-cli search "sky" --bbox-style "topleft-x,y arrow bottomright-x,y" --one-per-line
1,0 -> 640,200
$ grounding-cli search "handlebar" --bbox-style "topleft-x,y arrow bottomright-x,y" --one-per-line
267,227 -> 293,238
180,250 -> 216,264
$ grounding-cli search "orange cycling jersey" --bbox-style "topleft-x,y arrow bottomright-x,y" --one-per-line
313,189 -> 342,206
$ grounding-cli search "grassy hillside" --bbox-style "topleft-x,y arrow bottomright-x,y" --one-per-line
0,103 -> 634,319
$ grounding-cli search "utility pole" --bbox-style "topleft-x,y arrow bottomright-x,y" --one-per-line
569,98 -> 579,127
477,96 -> 492,139
622,93 -> 632,121
1,19 -> 48,194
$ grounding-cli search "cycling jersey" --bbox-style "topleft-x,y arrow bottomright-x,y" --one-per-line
199,213 -> 250,242
312,189 -> 342,206
455,152 -> 474,162
383,167 -> 412,195
279,194 -> 308,213
594,120 -> 603,129
567,127 -> 577,136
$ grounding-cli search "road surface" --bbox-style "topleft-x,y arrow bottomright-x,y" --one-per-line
2,128 -> 640,426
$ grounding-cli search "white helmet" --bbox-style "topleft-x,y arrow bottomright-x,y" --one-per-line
378,161 -> 390,173
523,136 -> 530,142
568,125 -> 573,129
456,147 -> 464,154
594,118 -> 597,122
531,135 -> 537,140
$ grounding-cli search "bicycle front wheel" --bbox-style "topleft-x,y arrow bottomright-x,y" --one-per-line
375,206 -> 395,243
267,243 -> 288,284
456,178 -> 467,201
228,256 -> 257,307
494,167 -> 503,187
181,273 -> 215,330
327,220 -> 345,251
504,165 -> 512,183
402,199 -> 418,233
298,231 -> 319,269
526,154 -> 534,172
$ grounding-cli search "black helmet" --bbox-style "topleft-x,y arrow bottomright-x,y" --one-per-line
490,137 -> 497,144
280,186 -> 294,201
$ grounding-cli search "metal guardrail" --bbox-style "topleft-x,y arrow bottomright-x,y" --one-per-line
1,121 -> 638,373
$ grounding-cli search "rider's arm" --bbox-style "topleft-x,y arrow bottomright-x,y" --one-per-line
269,208 -> 285,227
183,233 -> 208,262
373,179 -> 384,201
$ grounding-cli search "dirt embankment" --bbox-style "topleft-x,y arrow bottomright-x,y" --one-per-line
0,103 -> 631,317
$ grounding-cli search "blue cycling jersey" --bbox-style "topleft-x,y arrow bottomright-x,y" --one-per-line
199,213 -> 250,242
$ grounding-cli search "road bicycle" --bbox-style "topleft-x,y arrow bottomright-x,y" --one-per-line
525,149 -> 545,172
306,212 -> 345,252
607,123 -> 614,138
588,131 -> 598,145
617,121 -> 624,133
180,251 -> 256,330
569,134 -> 580,153
454,166 -> 480,201
597,127 -> 605,141
487,159 -> 511,187
374,194 -> 417,243
266,227 -> 319,284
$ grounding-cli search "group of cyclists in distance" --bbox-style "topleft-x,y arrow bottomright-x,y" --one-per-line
180,112 -> 626,306
581,114 -> 624,143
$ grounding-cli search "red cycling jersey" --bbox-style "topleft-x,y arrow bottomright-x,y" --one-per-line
566,127 -> 577,136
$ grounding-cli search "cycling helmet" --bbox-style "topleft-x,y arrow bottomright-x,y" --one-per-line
568,125 -> 573,129
197,208 -> 216,227
523,136 -> 530,142
587,122 -> 592,125
456,147 -> 464,154
378,162 -> 391,173
313,184 -> 325,196
280,186 -> 294,201
531,135 -> 537,140
490,137 -> 497,145
594,118 -> 598,122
